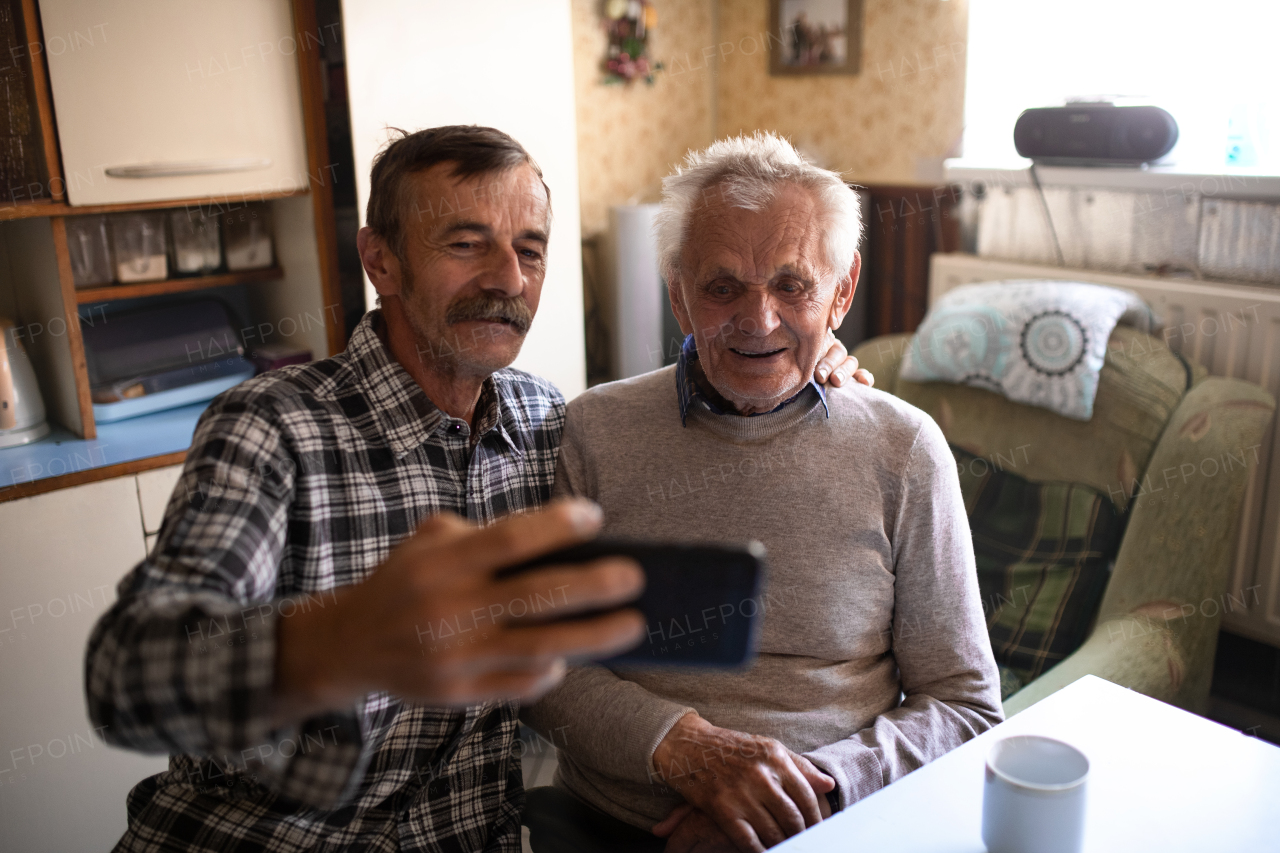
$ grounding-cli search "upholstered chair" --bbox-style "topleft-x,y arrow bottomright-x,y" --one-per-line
852,327 -> 1274,715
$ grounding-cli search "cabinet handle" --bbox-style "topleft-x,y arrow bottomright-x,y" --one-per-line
104,158 -> 272,178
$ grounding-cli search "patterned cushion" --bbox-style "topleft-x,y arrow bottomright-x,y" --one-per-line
901,281 -> 1156,420
952,446 -> 1125,698
854,327 -> 1197,514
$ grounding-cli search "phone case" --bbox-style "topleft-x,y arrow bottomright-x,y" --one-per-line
498,539 -> 768,668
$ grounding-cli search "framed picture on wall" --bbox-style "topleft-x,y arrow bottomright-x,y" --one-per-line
769,0 -> 863,76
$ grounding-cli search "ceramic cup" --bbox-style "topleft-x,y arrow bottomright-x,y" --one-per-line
982,735 -> 1089,853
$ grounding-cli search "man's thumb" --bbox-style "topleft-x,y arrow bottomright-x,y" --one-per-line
793,752 -> 835,792
652,803 -> 693,838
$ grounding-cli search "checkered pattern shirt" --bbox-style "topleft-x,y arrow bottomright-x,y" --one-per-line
84,310 -> 565,852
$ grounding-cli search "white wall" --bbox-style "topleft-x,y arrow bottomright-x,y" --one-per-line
341,0 -> 587,399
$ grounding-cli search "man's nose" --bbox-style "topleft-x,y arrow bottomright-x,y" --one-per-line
736,289 -> 782,337
480,245 -> 525,297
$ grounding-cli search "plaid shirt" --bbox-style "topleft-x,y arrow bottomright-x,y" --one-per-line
84,310 -> 565,852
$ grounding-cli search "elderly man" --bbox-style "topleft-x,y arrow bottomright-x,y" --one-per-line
84,126 -> 868,853
523,133 -> 1003,853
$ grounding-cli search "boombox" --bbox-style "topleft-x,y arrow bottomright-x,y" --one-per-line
1014,104 -> 1178,165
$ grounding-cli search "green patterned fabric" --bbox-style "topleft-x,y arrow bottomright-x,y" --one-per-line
855,324 -> 1275,716
997,665 -> 1026,699
856,327 -> 1200,513
953,446 -> 1125,697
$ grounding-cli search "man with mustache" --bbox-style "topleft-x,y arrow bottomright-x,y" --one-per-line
84,125 -> 869,852
523,133 -> 1002,853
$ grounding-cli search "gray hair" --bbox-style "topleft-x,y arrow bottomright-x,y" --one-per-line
654,132 -> 862,286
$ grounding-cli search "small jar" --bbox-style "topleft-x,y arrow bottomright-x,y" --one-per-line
65,215 -> 113,287
223,203 -> 274,271
169,208 -> 222,275
110,212 -> 168,282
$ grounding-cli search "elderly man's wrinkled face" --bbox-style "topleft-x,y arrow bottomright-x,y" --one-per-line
670,183 -> 857,413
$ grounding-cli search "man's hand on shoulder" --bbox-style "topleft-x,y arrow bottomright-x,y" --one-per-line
651,713 -> 834,852
272,500 -> 646,724
814,336 -> 874,388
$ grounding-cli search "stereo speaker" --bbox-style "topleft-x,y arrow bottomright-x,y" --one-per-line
1013,104 -> 1178,165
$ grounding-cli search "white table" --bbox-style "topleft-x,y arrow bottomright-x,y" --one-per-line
776,675 -> 1280,852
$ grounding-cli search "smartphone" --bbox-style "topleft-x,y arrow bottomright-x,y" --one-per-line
497,539 -> 768,668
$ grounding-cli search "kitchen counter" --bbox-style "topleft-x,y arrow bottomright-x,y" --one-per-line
0,402 -> 204,491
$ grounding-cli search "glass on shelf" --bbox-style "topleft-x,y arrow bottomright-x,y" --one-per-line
65,215 -> 113,288
168,208 -> 222,275
223,203 -> 274,271
110,212 -> 168,283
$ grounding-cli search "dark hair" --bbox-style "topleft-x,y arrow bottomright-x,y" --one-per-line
365,125 -> 549,263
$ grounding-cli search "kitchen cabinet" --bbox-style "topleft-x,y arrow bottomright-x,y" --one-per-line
0,474 -> 170,851
0,0 -> 342,500
37,0 -> 310,207
135,463 -> 180,536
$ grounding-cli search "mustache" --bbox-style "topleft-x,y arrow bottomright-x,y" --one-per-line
444,294 -> 533,334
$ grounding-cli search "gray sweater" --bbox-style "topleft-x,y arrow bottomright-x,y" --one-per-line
524,366 -> 1002,828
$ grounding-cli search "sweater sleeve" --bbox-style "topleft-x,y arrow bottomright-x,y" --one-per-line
525,398 -> 696,784
550,396 -> 594,502
803,416 -> 1003,809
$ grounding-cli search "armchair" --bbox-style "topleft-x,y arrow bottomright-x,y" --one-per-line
852,327 -> 1275,716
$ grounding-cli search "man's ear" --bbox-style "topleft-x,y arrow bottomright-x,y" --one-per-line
668,275 -> 693,336
357,227 -> 403,297
828,251 -> 861,331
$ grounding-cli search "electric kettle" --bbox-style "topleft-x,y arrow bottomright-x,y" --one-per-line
0,318 -> 50,448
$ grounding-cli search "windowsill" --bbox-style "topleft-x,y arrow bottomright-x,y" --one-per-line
945,158 -> 1280,200
0,402 -> 205,492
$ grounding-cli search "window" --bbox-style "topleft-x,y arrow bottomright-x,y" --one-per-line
962,0 -> 1280,174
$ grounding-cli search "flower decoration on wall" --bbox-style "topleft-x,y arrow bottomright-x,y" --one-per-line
602,0 -> 661,85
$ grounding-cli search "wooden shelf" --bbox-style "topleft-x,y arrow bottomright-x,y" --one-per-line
0,200 -> 65,220
74,265 -> 284,303
0,188 -> 309,223
0,451 -> 186,504
1,0 -> 343,462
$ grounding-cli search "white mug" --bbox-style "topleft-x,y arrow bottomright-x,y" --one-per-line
982,735 -> 1089,853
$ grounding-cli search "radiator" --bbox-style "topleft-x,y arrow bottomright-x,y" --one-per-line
930,252 -> 1280,648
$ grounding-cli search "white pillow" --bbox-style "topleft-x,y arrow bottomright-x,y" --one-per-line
899,281 -> 1156,421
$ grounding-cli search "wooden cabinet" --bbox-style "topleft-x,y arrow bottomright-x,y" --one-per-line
0,474 -> 170,851
135,463 -> 180,534
0,0 -> 342,499
37,0 -> 309,207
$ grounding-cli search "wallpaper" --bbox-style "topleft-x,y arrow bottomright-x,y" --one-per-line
572,0 -> 969,236
716,0 -> 969,184
572,0 -> 717,237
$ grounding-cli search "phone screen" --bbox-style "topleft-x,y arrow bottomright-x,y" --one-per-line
498,539 -> 768,668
